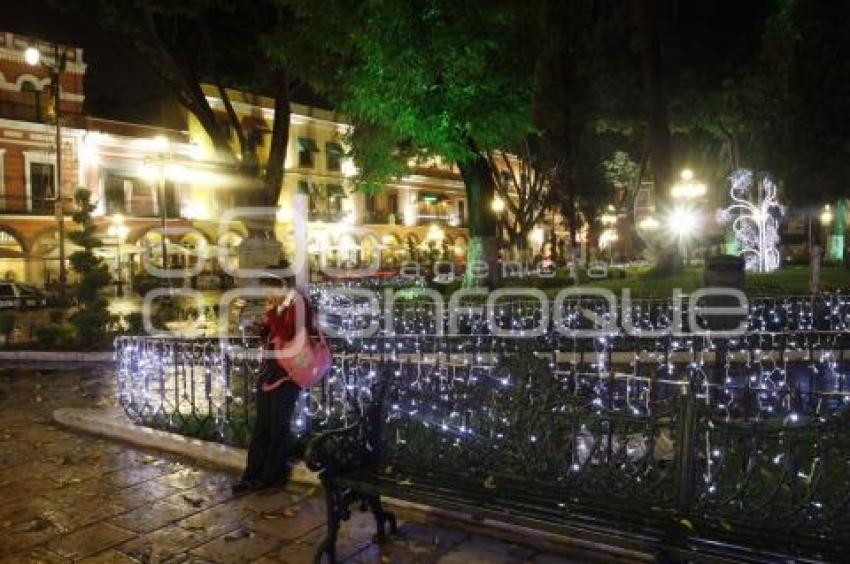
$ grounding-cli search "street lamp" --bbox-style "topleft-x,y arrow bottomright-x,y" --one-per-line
25,42 -> 68,302
108,214 -> 129,297
638,216 -> 660,231
669,169 -> 707,266
491,195 -> 506,214
24,46 -> 40,66
820,204 -> 833,226
671,168 -> 707,200
667,207 -> 700,266
142,136 -> 172,273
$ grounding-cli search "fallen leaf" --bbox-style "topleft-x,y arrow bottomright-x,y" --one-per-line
282,508 -> 298,518
224,529 -> 254,541
679,518 -> 693,530
18,517 -> 52,533
483,476 -> 497,490
719,519 -> 733,532
182,495 -> 204,508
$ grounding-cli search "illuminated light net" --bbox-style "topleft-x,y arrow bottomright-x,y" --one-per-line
717,169 -> 784,272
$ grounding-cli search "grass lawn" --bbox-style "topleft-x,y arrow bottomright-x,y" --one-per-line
582,265 -> 848,298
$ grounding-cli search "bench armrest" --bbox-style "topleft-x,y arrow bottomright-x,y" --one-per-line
304,420 -> 378,476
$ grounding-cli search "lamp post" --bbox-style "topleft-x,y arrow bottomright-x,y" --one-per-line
820,204 -> 834,260
599,206 -> 618,264
25,44 -> 68,302
108,214 -> 129,297
667,207 -> 700,266
491,195 -> 506,249
670,169 -> 707,266
143,136 -> 171,275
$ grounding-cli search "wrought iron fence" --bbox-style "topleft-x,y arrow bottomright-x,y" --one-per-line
115,294 -> 850,556
311,291 -> 850,336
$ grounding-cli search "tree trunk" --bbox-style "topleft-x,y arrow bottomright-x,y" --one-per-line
458,147 -> 499,287
235,76 -> 292,274
636,0 -> 672,196
265,75 -> 291,208
636,0 -> 677,272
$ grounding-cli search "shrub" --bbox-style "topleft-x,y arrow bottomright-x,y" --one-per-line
124,312 -> 145,334
132,273 -> 165,297
67,188 -> 114,348
48,309 -> 65,324
151,297 -> 181,331
35,324 -> 75,347
0,311 -> 16,341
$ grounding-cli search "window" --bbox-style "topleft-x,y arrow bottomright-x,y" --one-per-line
102,170 -> 161,217
326,142 -> 343,172
29,162 -> 55,214
304,181 -> 318,214
20,80 -> 43,121
387,193 -> 398,216
298,137 -> 319,167
458,200 -> 466,225
104,174 -> 129,215
307,182 -> 345,221
326,184 -> 344,216
365,194 -> 376,214
0,149 -> 5,210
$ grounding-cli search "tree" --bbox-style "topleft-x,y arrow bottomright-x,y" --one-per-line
487,138 -> 554,260
531,0 -> 626,279
68,189 -> 114,348
292,0 -> 539,285
760,1 -> 850,205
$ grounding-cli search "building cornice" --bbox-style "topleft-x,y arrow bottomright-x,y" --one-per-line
0,117 -> 83,136
0,47 -> 87,75
205,96 -> 350,134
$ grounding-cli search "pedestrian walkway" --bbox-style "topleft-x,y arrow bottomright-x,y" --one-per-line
0,367 -> 581,563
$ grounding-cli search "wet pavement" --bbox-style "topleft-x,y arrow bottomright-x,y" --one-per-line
0,368 -> 578,563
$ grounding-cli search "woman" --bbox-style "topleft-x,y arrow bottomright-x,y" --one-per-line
233,274 -> 312,493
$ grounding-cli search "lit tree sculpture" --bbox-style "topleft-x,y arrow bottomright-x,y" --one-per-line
717,169 -> 785,272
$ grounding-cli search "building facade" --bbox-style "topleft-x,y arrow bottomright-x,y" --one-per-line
191,85 -> 473,274
0,32 -> 489,288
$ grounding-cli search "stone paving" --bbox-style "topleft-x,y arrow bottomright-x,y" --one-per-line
0,367 -> 580,563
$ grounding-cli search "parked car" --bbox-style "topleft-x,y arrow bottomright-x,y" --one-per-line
0,282 -> 49,310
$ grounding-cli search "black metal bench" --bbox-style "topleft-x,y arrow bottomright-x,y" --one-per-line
304,356 -> 680,563
304,347 -> 850,563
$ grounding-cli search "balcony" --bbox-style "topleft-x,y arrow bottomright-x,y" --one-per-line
308,211 -> 346,223
0,195 -> 68,216
416,214 -> 466,228
362,211 -> 400,225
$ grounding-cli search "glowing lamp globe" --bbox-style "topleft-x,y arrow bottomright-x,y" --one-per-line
24,47 -> 40,66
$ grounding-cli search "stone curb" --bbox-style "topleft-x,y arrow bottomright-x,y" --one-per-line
0,350 -> 113,362
51,406 -> 319,485
53,407 -> 650,562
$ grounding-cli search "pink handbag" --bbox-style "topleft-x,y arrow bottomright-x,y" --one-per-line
272,295 -> 333,389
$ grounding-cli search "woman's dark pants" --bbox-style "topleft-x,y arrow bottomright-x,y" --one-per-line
242,380 -> 302,485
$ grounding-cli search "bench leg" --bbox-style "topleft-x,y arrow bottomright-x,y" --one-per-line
315,485 -> 342,564
368,495 -> 398,543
